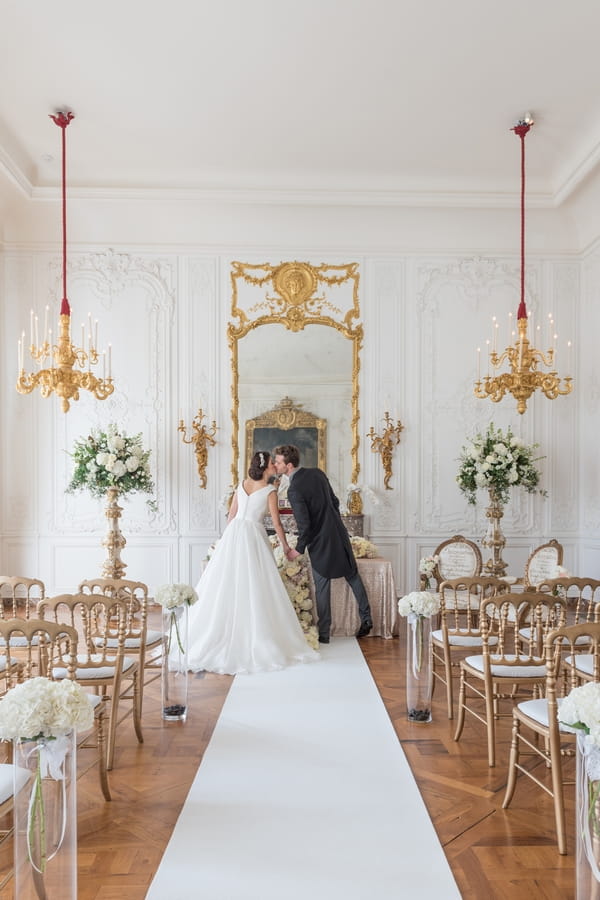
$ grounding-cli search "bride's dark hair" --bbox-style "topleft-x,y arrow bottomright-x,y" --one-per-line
248,450 -> 270,481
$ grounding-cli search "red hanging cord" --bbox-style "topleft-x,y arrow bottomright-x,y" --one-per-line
49,111 -> 74,316
511,121 -> 532,321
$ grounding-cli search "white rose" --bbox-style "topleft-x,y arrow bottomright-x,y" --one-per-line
112,460 -> 127,479
104,454 -> 117,472
107,436 -> 125,452
125,456 -> 140,472
96,452 -> 108,466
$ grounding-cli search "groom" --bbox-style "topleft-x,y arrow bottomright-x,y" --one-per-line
273,444 -> 373,644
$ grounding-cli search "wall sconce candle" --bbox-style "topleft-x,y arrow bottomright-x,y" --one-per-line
366,413 -> 404,490
178,409 -> 218,489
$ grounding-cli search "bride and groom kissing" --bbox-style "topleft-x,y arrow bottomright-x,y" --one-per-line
178,443 -> 373,676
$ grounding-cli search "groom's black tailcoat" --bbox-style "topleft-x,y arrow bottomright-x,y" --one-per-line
287,467 -> 356,578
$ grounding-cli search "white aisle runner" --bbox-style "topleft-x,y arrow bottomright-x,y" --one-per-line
147,638 -> 460,900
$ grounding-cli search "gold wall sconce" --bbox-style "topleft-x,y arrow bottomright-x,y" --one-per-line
367,413 -> 404,490
178,409 -> 218,489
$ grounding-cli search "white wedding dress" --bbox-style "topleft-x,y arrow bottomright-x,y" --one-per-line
186,484 -> 319,675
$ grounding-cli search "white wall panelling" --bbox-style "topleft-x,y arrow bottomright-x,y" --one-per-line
1,202 -> 598,595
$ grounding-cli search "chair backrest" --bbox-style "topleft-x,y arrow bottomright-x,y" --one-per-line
536,576 -> 600,626
426,536 -> 482,589
439,576 -> 509,636
545,622 -> 600,718
38,593 -> 128,680
523,540 -> 564,588
479,591 -> 567,668
0,575 -> 45,619
0,617 -> 78,681
78,578 -> 148,643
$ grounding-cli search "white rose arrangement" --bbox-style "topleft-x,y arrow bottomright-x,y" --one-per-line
350,536 -> 379,559
419,555 -> 439,588
66,423 -> 155,505
456,422 -> 545,506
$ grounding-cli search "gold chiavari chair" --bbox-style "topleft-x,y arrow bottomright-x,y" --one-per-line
453,591 -> 567,767
38,593 -> 142,771
503,622 -> 600,854
0,617 -> 111,801
78,578 -> 162,716
432,576 -> 509,719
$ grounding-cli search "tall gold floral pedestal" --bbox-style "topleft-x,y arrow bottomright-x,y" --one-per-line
481,488 -> 508,578
13,732 -> 77,900
101,487 -> 127,579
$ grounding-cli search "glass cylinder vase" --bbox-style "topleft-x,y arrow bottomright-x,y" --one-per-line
13,731 -> 77,900
162,605 -> 189,721
406,613 -> 433,723
576,732 -> 600,897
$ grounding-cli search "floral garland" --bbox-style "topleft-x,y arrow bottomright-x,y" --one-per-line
269,535 -> 319,650
456,422 -> 545,506
66,423 -> 155,503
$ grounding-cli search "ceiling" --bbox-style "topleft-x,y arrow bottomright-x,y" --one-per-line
2,0 -> 600,205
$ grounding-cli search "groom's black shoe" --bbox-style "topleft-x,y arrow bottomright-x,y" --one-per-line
318,635 -> 330,644
356,619 -> 373,638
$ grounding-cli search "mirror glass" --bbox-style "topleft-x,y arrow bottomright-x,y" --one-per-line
236,325 -> 354,495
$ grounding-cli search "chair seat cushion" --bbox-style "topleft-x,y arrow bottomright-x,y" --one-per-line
0,656 -> 20,672
93,628 -> 163,651
516,697 -> 579,734
566,654 -> 596,676
432,629 -> 497,647
0,635 -> 40,647
464,654 -> 546,678
53,654 -> 136,680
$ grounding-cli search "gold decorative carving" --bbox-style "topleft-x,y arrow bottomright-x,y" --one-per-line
178,409 -> 218,489
245,397 -> 326,474
367,413 -> 404,490
229,260 -> 362,484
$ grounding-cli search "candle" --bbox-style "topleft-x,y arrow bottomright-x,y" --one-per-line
477,347 -> 481,381
492,317 -> 497,353
88,312 -> 93,344
30,309 -> 34,346
108,343 -> 112,378
81,323 -> 85,351
44,305 -> 49,343
548,313 -> 553,348
486,339 -> 490,377
102,350 -> 106,381
94,319 -> 98,351
17,338 -> 21,373
508,311 -> 513,347
34,315 -> 39,349
567,340 -> 572,375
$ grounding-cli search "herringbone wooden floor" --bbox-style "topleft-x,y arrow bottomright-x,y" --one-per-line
0,627 -> 577,899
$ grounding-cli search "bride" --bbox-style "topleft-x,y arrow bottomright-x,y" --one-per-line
185,450 -> 319,675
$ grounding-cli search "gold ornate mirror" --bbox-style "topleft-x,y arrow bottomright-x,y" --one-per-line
228,261 -> 362,487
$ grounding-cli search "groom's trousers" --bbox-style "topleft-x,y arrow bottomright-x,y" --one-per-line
312,568 -> 371,639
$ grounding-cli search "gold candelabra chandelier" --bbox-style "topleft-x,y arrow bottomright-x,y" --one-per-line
16,111 -> 115,412
474,114 -> 573,415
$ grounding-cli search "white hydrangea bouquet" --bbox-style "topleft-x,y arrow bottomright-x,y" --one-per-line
350,536 -> 379,559
398,591 -> 441,620
456,422 -> 545,506
0,677 -> 95,875
398,591 -> 440,676
66,423 -> 155,504
270,535 -> 319,650
155,583 -> 198,654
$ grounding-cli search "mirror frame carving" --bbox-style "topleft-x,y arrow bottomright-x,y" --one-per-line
228,260 -> 362,485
